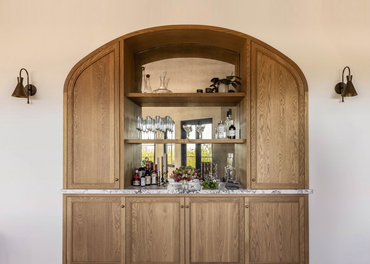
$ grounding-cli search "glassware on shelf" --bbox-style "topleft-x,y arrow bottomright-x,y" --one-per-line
196,125 -> 205,139
136,116 -> 143,138
139,67 -> 147,93
154,115 -> 162,139
182,125 -> 192,139
137,115 -> 175,139
217,121 -> 227,139
146,116 -> 154,139
145,74 -> 152,93
153,71 -> 172,93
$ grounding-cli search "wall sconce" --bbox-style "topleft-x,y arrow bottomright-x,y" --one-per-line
334,66 -> 358,102
11,68 -> 37,104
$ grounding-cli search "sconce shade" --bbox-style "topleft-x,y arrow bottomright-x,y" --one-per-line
334,66 -> 358,102
12,77 -> 27,98
11,68 -> 37,104
342,75 -> 358,97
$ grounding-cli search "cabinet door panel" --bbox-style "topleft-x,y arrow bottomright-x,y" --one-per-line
247,196 -> 306,264
251,42 -> 307,189
66,43 -> 120,188
186,197 -> 244,264
125,197 -> 185,264
65,196 -> 123,264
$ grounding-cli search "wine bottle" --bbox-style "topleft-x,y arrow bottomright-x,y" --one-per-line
145,163 -> 151,186
229,120 -> 236,139
151,164 -> 158,185
133,169 -> 140,187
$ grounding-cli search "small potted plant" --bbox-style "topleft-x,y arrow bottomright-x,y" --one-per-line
210,74 -> 241,93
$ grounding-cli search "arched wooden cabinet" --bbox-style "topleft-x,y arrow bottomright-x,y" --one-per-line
63,25 -> 308,190
63,25 -> 309,264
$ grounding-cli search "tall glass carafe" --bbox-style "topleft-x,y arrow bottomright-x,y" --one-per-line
139,67 -> 147,93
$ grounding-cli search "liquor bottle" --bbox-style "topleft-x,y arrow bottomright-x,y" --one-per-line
151,164 -> 158,185
138,160 -> 145,180
217,120 -> 226,139
225,109 -> 231,138
145,163 -> 152,186
229,120 -> 236,139
140,169 -> 146,187
132,169 -> 140,187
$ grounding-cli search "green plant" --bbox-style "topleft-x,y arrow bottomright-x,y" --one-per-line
210,74 -> 241,92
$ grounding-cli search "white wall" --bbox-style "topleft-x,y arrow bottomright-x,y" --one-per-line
1,0 -> 369,263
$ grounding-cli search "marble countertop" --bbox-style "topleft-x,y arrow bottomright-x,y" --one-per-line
61,185 -> 313,195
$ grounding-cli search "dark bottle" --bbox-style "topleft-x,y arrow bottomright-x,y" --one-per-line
229,120 -> 236,139
133,169 -> 140,187
151,164 -> 158,185
145,163 -> 151,186
140,161 -> 146,187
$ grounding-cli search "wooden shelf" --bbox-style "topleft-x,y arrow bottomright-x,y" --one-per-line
125,139 -> 246,144
125,92 -> 246,107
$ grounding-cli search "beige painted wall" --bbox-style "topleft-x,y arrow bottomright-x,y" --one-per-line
1,1 -> 370,264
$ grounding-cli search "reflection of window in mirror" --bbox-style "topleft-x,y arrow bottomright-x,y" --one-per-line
181,118 -> 212,169
142,144 -> 155,163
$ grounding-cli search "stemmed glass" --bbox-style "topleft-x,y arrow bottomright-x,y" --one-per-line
196,125 -> 205,139
146,116 -> 153,139
182,125 -> 192,139
154,116 -> 162,139
136,116 -> 143,138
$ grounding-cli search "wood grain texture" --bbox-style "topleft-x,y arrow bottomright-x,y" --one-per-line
124,26 -> 247,54
251,42 -> 306,189
185,197 -> 244,264
125,93 -> 245,107
135,43 -> 240,66
235,40 -> 251,188
125,197 -> 185,264
248,196 -> 305,264
66,196 -> 123,264
66,43 -> 120,189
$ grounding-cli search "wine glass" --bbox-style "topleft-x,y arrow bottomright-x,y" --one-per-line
136,116 -> 143,138
182,125 -> 192,139
142,119 -> 147,139
146,116 -> 153,139
154,116 -> 161,139
196,125 -> 205,139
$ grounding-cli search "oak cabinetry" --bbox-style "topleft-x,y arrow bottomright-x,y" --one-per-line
63,25 -> 310,264
64,43 -> 120,189
64,196 -> 124,264
64,25 -> 308,189
250,43 -> 308,189
185,197 -> 245,264
125,197 -> 185,264
246,196 -> 307,264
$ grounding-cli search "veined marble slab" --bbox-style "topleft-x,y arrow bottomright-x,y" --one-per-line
61,187 -> 313,195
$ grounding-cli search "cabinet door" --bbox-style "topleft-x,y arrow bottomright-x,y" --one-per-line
65,43 -> 120,188
246,196 -> 307,264
125,197 -> 185,264
251,42 -> 307,189
185,197 -> 245,264
65,196 -> 124,264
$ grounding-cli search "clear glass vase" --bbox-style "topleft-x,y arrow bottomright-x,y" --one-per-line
182,180 -> 188,190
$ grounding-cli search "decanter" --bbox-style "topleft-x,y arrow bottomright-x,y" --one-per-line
153,71 -> 172,93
